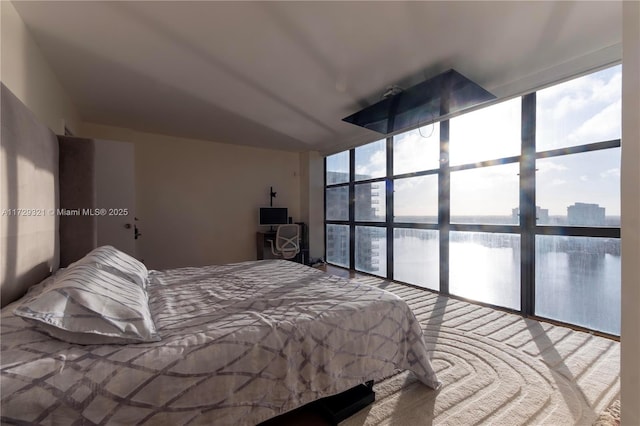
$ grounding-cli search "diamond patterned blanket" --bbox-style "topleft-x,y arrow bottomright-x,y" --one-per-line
1,260 -> 439,425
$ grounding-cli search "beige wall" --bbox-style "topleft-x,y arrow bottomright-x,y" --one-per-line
0,1 -> 81,134
80,123 -> 301,270
300,151 -> 325,262
621,1 -> 640,424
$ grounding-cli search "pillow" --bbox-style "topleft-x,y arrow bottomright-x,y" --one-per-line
14,264 -> 160,345
72,245 -> 148,288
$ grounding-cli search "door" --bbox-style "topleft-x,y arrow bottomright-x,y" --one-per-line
95,139 -> 136,256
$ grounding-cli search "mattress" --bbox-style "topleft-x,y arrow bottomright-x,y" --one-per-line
1,259 -> 439,425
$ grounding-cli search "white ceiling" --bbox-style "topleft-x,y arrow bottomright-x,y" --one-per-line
13,1 -> 622,154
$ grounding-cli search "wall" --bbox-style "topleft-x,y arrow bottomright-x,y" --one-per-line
0,1 -> 81,134
299,151 -> 325,262
80,123 -> 301,270
621,1 -> 640,424
0,1 -> 80,305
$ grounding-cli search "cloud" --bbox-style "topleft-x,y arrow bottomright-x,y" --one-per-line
537,161 -> 568,173
551,179 -> 567,186
538,67 -> 621,121
600,168 -> 620,178
535,66 -> 622,151
580,175 -> 589,182
568,99 -> 621,144
355,139 -> 386,178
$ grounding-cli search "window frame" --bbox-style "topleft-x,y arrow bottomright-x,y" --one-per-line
324,64 -> 622,338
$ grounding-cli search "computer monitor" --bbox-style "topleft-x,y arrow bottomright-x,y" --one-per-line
259,207 -> 288,226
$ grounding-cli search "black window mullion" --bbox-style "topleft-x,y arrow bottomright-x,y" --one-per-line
439,119 -> 450,294
323,157 -> 327,263
386,136 -> 394,280
450,223 -> 520,234
535,139 -> 620,159
349,149 -> 356,270
535,226 -> 620,238
393,222 -> 439,231
449,155 -> 521,172
521,93 -> 536,316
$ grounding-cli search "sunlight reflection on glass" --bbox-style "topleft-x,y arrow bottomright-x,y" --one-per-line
450,232 -> 520,310
394,175 -> 438,223
450,163 -> 519,224
394,126 -> 440,175
450,98 -> 521,166
394,229 -> 438,290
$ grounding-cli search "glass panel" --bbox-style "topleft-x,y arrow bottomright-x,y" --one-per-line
536,236 -> 620,335
450,163 -> 519,225
355,139 -> 386,181
393,125 -> 440,175
394,175 -> 438,223
326,224 -> 349,267
536,65 -> 621,152
536,148 -> 620,226
449,97 -> 521,166
355,226 -> 386,276
394,228 -> 438,290
450,232 -> 520,310
326,151 -> 349,185
355,182 -> 386,222
325,187 -> 349,221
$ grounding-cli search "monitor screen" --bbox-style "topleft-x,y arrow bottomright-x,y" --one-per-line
259,207 -> 288,226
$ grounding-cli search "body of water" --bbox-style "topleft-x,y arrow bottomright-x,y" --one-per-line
368,231 -> 620,335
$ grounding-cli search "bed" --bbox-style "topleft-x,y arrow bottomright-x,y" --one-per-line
1,246 -> 440,425
0,82 -> 438,425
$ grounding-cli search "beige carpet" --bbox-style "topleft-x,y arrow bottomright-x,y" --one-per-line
342,276 -> 620,426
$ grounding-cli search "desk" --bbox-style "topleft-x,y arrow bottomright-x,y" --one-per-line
256,223 -> 309,264
256,231 -> 277,260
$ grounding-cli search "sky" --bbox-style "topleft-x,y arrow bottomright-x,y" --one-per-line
326,64 -> 622,218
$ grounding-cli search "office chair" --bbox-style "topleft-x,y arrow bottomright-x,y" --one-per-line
268,224 -> 300,260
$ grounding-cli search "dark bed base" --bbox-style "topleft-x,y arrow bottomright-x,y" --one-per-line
258,381 -> 375,426
312,380 -> 375,425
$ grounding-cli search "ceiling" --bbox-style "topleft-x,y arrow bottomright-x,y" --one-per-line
12,1 -> 622,154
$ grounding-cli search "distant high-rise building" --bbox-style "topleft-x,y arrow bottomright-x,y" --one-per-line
325,172 -> 380,272
511,206 -> 549,223
567,202 -> 605,226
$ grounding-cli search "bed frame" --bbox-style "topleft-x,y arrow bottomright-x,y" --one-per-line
0,84 -> 110,308
0,84 -> 380,424
0,83 -> 59,307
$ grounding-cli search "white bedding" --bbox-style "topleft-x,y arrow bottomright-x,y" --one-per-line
1,259 -> 439,425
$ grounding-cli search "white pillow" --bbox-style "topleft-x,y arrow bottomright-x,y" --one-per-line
72,245 -> 148,288
14,264 -> 160,345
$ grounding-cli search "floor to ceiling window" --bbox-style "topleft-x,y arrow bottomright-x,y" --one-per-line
533,66 -> 621,335
448,98 -> 522,310
325,64 -> 621,336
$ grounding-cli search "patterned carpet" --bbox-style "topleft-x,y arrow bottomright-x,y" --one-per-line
341,275 -> 620,426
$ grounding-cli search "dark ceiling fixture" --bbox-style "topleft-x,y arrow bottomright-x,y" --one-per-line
342,69 -> 496,135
